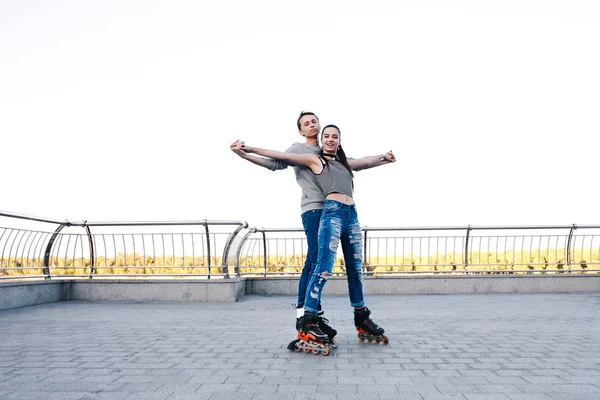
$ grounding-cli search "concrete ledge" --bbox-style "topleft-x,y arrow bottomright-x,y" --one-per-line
0,279 -> 245,310
70,279 -> 246,303
246,275 -> 600,296
2,275 -> 598,311
0,280 -> 68,311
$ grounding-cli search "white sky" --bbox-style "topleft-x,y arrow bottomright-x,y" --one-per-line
2,0 -> 599,229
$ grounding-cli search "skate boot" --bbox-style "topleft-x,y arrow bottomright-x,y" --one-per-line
354,307 -> 389,345
291,312 -> 331,356
318,312 -> 339,348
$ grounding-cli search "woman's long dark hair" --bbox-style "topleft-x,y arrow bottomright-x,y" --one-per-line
319,124 -> 353,177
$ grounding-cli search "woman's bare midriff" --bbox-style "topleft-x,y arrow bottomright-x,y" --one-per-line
326,193 -> 354,205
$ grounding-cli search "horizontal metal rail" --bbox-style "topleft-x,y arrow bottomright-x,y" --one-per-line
0,211 -> 66,225
2,210 -> 600,280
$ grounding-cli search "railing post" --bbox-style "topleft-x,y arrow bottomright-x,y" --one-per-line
221,222 -> 248,278
566,224 -> 577,273
363,227 -> 368,274
84,222 -> 95,279
234,228 -> 255,277
43,222 -> 69,280
464,225 -> 472,274
262,230 -> 267,278
205,224 -> 211,279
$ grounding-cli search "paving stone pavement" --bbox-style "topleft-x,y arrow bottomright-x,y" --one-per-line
0,293 -> 599,400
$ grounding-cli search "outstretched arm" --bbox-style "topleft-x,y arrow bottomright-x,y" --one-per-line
230,140 -> 290,171
242,143 -> 322,173
348,150 -> 396,171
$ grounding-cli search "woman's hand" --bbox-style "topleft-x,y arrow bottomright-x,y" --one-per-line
230,140 -> 248,158
382,150 -> 396,163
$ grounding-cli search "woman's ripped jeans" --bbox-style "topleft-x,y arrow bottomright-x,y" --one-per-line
303,200 -> 364,314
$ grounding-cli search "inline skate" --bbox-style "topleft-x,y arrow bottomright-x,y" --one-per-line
354,307 -> 389,345
288,311 -> 332,356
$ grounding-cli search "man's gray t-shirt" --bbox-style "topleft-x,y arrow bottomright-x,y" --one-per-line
262,142 -> 323,214
262,143 -> 365,214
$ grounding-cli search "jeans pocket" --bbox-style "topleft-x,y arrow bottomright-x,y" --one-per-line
323,201 -> 341,213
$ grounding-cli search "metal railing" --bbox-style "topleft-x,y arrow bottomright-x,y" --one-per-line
231,225 -> 600,276
2,210 -> 600,280
0,211 -> 247,280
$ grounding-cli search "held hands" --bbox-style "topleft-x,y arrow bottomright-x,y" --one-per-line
230,140 -> 245,158
230,140 -> 255,158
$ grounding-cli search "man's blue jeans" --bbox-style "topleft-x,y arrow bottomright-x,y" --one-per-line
304,200 -> 365,314
297,209 -> 322,308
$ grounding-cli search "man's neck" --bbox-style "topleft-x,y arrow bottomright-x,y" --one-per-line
305,137 -> 319,146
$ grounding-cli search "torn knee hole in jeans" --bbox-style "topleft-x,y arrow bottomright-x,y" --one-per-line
329,236 -> 339,252
315,272 -> 330,285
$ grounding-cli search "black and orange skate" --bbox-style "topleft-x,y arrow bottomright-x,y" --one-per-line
289,312 -> 332,356
354,307 -> 389,345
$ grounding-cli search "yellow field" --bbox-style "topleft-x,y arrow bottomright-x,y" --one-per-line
2,248 -> 597,276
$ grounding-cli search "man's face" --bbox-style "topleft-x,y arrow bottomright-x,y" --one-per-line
298,114 -> 320,139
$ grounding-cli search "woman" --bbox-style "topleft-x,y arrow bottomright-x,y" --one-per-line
236,124 -> 395,354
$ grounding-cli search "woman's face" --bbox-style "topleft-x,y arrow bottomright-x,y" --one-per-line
321,126 -> 340,154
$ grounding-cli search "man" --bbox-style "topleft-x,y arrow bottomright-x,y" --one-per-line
230,111 -> 393,343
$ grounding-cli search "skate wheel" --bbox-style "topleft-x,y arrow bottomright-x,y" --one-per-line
366,339 -> 372,343
304,348 -> 311,354
294,346 -> 302,353
382,335 -> 389,345
357,333 -> 364,342
321,346 -> 331,356
312,349 -> 319,355
375,339 -> 381,344
330,338 -> 339,349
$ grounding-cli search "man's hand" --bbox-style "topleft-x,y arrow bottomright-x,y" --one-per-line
230,140 -> 247,158
229,140 -> 270,168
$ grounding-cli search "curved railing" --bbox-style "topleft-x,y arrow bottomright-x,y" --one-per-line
0,211 -> 248,280
2,210 -> 599,280
0,211 -> 64,279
